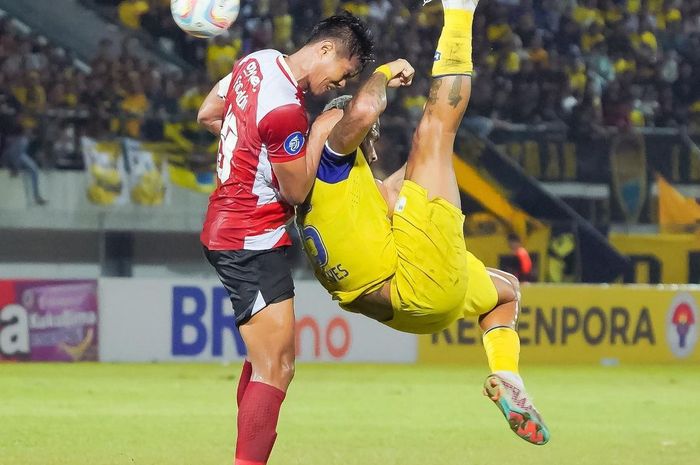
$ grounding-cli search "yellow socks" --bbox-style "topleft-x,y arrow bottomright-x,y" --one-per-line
482,326 -> 520,374
432,0 -> 476,77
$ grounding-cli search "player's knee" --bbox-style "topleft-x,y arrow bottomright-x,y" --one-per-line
278,360 -> 295,386
260,359 -> 295,389
506,273 -> 521,303
489,270 -> 519,308
276,349 -> 296,385
250,349 -> 295,388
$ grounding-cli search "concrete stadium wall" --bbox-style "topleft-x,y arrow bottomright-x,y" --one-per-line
0,170 -> 207,232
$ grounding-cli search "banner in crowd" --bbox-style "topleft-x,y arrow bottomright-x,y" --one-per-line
81,137 -> 170,206
0,280 -> 99,361
122,139 -> 169,206
168,163 -> 216,194
81,137 -> 128,206
419,285 -> 700,364
98,279 -> 415,363
610,233 -> 700,284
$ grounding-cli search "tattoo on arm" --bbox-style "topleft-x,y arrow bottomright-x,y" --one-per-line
328,72 -> 387,154
448,76 -> 464,108
427,79 -> 443,107
356,72 -> 389,113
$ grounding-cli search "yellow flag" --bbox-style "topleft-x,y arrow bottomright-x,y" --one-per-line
657,174 -> 700,227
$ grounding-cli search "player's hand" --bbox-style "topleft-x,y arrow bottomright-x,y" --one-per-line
383,59 -> 415,88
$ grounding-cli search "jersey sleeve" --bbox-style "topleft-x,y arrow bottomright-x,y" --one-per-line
217,73 -> 232,99
258,104 -> 309,163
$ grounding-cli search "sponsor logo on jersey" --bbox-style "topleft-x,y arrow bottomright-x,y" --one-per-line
284,132 -> 305,156
234,59 -> 262,110
666,293 -> 698,358
434,51 -> 441,62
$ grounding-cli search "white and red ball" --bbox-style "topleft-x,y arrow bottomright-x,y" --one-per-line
171,0 -> 240,39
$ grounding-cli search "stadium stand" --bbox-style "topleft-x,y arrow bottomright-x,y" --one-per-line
1,1 -> 699,281
4,1 -> 699,167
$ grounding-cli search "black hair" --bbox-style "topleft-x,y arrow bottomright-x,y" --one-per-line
305,11 -> 375,68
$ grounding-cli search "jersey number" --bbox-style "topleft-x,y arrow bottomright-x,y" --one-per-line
217,107 -> 239,183
303,226 -> 328,268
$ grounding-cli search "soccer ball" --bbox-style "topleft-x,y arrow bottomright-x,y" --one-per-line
170,0 -> 240,39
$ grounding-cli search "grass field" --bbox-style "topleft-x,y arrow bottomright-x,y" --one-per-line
2,363 -> 699,465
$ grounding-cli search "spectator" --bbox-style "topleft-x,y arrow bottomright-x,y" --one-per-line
2,0 -> 700,177
12,71 -> 46,129
118,0 -> 149,30
272,0 -> 294,53
2,124 -> 47,205
507,233 -> 533,282
119,74 -> 149,138
206,33 -> 241,81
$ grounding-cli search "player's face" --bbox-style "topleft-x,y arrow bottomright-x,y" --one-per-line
309,44 -> 361,96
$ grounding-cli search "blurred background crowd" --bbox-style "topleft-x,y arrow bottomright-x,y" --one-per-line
2,0 -> 700,173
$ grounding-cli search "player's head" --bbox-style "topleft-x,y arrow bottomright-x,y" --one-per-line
507,233 -> 521,250
303,12 -> 374,96
323,95 -> 380,164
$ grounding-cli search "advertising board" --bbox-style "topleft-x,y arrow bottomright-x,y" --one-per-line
99,279 -> 416,363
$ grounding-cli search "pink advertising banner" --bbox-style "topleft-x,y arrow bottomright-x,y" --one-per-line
0,280 -> 99,362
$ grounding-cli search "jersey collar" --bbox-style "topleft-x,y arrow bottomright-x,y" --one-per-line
277,55 -> 300,90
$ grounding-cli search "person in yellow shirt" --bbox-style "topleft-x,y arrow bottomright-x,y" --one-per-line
601,0 -> 624,25
626,0 -> 641,14
206,34 -> 241,81
614,56 -> 636,75
581,23 -> 605,52
573,0 -> 604,27
12,71 -> 46,128
272,0 -> 294,53
633,24 -> 658,53
119,77 -> 149,138
568,58 -> 588,95
322,0 -> 340,18
298,0 -> 549,447
341,1 -> 369,19
118,0 -> 149,30
498,34 -> 521,75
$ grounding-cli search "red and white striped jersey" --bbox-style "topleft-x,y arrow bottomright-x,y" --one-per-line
201,49 -> 308,251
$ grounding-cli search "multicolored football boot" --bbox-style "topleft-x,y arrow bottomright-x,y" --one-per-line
483,373 -> 551,445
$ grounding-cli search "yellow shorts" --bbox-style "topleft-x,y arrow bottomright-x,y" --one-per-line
462,249 -> 499,317
383,181 -> 496,334
386,181 -> 467,334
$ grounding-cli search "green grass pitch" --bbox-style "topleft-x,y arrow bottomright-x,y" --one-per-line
2,363 -> 699,465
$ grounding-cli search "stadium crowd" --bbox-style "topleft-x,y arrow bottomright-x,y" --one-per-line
108,0 -> 700,132
2,0 -> 700,176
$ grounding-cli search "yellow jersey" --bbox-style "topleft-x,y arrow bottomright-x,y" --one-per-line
296,144 -> 396,306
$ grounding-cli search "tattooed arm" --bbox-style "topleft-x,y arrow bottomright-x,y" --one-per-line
327,59 -> 414,155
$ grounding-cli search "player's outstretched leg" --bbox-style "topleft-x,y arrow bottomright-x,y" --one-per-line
236,300 -> 296,465
403,0 -> 477,207
480,269 -> 551,445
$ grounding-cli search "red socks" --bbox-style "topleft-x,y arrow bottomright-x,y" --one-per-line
237,360 -> 253,407
234,381 -> 286,465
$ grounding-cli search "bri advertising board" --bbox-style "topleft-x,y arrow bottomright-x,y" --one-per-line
98,278 -> 416,363
419,285 -> 700,364
0,280 -> 99,361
